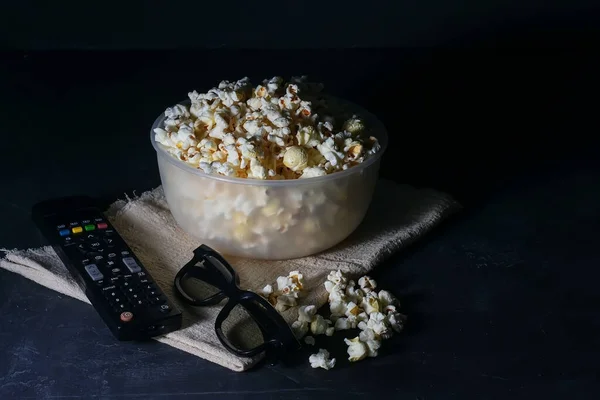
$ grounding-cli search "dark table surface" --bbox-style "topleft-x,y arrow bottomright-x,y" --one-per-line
1,50 -> 599,399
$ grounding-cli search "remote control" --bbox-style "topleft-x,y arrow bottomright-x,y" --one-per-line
31,195 -> 182,341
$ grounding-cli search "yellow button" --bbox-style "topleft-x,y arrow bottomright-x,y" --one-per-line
72,226 -> 83,234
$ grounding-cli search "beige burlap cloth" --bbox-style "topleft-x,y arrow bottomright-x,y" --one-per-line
0,178 -> 460,371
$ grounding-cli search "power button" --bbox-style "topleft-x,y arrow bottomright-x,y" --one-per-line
120,311 -> 133,322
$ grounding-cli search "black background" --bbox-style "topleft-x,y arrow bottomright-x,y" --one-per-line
1,1 -> 600,398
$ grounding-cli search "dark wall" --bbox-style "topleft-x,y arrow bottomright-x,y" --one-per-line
2,0 -> 598,49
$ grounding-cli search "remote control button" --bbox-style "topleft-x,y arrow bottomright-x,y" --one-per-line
85,233 -> 97,240
122,257 -> 141,273
111,268 -> 121,275
106,260 -> 117,267
107,252 -> 117,259
84,264 -> 103,281
121,251 -> 130,256
114,303 -> 127,312
96,248 -> 106,254
63,237 -> 75,245
85,224 -> 95,231
133,299 -> 144,308
150,295 -> 166,305
81,258 -> 91,265
110,276 -> 122,284
159,304 -> 171,313
72,226 -> 83,234
120,311 -> 133,322
97,222 -> 108,230
59,229 -> 70,237
89,241 -> 102,249
93,255 -> 104,262
104,238 -> 116,247
103,229 -> 115,236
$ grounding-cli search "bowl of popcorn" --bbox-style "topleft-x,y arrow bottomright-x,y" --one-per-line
150,76 -> 388,260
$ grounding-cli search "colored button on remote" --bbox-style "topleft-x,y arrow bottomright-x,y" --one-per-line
72,226 -> 83,234
120,311 -> 133,322
84,224 -> 95,231
97,223 -> 108,229
59,229 -> 70,237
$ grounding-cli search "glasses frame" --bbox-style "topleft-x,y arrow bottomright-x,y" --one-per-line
173,244 -> 301,364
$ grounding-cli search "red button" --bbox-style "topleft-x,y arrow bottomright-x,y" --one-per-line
97,223 -> 108,229
120,311 -> 133,322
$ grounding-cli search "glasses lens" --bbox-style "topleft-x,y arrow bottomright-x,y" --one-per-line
179,273 -> 223,302
221,303 -> 265,351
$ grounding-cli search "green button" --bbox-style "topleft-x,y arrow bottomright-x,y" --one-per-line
84,224 -> 95,231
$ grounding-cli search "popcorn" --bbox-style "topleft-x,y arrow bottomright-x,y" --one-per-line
366,312 -> 392,339
282,146 -> 308,172
326,270 -> 348,288
310,315 -> 329,336
358,328 -> 381,357
298,305 -> 317,323
343,116 -> 366,135
378,290 -> 399,313
361,292 -> 381,315
329,300 -> 346,317
334,317 -> 352,331
291,320 -> 309,339
344,337 -> 368,362
154,76 -> 381,181
261,284 -> 273,296
309,349 -> 336,370
387,311 -> 407,333
259,271 -> 306,311
358,276 -> 377,292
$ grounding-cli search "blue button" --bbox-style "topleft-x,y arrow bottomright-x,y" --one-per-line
59,229 -> 70,237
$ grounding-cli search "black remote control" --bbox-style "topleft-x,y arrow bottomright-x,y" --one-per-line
31,195 -> 182,341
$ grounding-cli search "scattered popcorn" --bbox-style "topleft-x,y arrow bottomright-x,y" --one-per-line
387,311 -> 407,333
154,76 -> 381,181
344,337 -> 368,362
304,336 -> 315,346
358,328 -> 382,357
378,290 -> 399,313
291,320 -> 309,339
260,271 -> 306,312
262,269 -> 405,370
310,314 -> 330,336
261,284 -> 273,296
309,349 -> 336,370
361,292 -> 380,315
366,312 -> 392,339
358,276 -> 377,292
298,305 -> 317,323
324,269 -> 407,364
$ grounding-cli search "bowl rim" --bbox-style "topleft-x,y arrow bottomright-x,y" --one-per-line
150,94 -> 388,187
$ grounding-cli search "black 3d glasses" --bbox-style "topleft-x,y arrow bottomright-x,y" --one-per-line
173,244 -> 301,364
